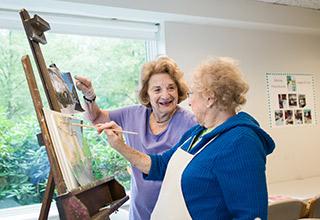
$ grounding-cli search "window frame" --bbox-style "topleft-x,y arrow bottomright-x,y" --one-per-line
0,3 -> 161,219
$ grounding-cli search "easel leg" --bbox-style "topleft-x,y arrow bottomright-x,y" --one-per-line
39,171 -> 55,220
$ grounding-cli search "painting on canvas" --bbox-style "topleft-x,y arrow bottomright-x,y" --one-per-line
48,64 -> 84,114
43,108 -> 94,190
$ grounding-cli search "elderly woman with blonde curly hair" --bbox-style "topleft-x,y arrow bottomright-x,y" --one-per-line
75,56 -> 196,220
97,57 -> 275,220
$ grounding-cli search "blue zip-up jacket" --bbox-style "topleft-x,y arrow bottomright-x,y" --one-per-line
144,112 -> 275,220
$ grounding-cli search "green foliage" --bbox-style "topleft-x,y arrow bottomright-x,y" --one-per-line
0,30 -> 34,118
0,29 -> 146,206
0,111 -> 49,205
42,35 -> 144,109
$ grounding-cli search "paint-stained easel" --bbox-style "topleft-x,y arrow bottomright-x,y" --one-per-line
20,9 -> 128,220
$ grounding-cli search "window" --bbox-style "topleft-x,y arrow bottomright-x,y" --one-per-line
0,7 -> 159,215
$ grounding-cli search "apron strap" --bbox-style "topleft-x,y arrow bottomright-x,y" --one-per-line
194,134 -> 219,156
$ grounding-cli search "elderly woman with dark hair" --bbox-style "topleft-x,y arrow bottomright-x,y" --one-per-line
97,57 -> 275,220
75,57 -> 196,220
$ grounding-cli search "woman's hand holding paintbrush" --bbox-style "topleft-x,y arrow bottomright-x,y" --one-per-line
71,122 -> 138,135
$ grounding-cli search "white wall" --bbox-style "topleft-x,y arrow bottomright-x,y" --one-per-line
164,22 -> 320,183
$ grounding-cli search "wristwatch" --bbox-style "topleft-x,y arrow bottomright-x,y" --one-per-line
83,96 -> 96,103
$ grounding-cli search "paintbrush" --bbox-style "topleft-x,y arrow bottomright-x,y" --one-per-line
71,123 -> 138,135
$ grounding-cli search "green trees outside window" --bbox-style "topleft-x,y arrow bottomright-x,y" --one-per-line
0,29 -> 146,208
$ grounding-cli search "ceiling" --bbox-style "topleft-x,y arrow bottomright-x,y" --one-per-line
256,0 -> 320,10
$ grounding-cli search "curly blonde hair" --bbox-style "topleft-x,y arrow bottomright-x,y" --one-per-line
138,56 -> 189,107
193,57 -> 249,112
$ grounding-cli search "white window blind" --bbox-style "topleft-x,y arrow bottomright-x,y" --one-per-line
0,8 -> 160,40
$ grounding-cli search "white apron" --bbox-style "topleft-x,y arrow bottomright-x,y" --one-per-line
151,135 -> 217,220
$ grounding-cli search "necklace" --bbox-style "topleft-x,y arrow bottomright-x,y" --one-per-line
151,113 -> 171,124
151,109 -> 177,124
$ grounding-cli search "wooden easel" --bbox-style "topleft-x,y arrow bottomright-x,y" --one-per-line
20,9 -> 128,220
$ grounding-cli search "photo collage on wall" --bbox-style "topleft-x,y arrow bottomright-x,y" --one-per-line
266,73 -> 316,128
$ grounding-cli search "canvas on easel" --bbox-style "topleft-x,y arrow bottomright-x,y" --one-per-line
47,64 -> 85,114
20,8 -> 128,220
43,108 -> 94,189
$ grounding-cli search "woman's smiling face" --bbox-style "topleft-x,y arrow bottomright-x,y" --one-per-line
147,73 -> 179,115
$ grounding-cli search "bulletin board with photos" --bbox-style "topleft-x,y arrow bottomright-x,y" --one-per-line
266,73 -> 317,128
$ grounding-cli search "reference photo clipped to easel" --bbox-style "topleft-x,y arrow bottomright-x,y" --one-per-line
19,9 -> 129,220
